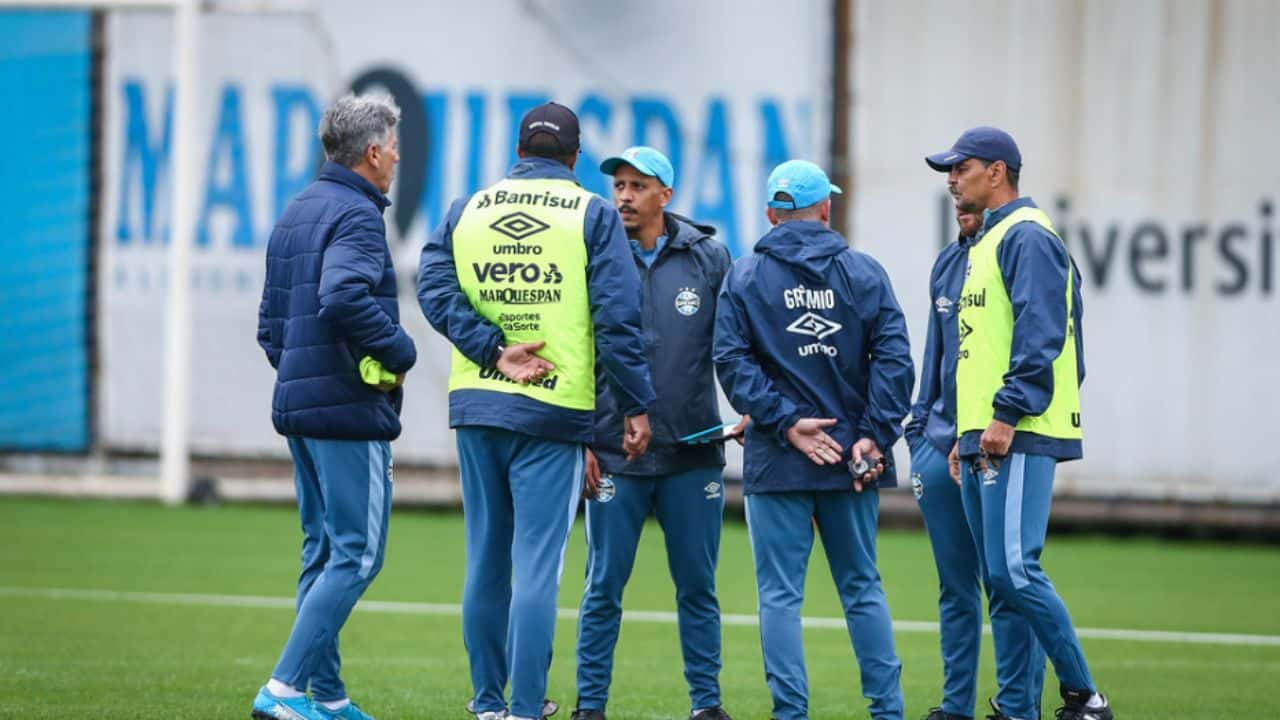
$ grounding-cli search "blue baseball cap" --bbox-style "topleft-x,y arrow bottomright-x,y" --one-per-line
599,146 -> 675,187
766,160 -> 843,209
925,126 -> 1022,172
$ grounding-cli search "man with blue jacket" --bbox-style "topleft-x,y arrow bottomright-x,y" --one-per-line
418,103 -> 656,720
572,147 -> 739,720
253,93 -> 415,720
714,160 -> 913,720
925,126 -> 1112,720
906,205 -> 1047,720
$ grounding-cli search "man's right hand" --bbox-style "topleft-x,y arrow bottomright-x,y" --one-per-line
948,442 -> 961,485
623,413 -> 651,461
497,341 -> 555,384
786,418 -> 843,466
583,448 -> 602,499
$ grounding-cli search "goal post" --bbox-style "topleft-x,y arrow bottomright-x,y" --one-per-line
0,0 -> 326,504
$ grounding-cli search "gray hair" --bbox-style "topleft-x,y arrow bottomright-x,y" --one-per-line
318,93 -> 400,168
771,192 -> 826,221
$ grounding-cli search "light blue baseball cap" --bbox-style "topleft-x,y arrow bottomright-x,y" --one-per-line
766,160 -> 842,209
599,146 -> 675,187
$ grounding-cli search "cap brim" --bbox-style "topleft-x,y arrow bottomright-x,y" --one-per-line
830,184 -> 843,195
925,150 -> 968,172
598,156 -> 629,176
600,156 -> 670,186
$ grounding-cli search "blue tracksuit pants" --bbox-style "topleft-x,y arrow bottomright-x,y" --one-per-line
960,452 -> 1095,697
912,441 -> 1045,718
744,489 -> 904,720
456,427 -> 585,720
576,466 -> 725,712
273,437 -> 393,702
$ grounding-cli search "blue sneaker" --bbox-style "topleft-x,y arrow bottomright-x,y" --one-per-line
314,701 -> 376,720
252,687 -> 321,720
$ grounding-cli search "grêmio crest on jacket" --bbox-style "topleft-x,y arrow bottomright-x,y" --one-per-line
674,287 -> 701,316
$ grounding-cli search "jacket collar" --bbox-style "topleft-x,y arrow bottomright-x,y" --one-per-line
506,156 -> 580,183
318,161 -> 391,211
979,196 -> 1037,236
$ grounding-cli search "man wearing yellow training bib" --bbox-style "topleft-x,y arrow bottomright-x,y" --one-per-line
418,102 -> 655,720
926,127 -> 1113,720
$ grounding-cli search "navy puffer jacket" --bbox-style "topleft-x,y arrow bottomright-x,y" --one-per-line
257,161 -> 417,440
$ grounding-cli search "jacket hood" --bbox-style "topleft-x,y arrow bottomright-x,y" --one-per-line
755,220 -> 848,281
665,212 -> 717,249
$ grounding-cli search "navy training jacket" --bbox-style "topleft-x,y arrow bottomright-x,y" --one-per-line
903,232 -> 973,455
714,220 -> 914,494
418,157 -> 655,445
257,161 -> 417,441
592,212 -> 732,476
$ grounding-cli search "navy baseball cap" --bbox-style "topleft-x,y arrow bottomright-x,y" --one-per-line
767,160 -> 843,209
925,126 -> 1022,172
600,146 -> 675,187
518,102 -> 580,153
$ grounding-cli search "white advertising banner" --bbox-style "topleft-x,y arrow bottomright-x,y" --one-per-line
851,0 -> 1280,502
100,2 -> 829,465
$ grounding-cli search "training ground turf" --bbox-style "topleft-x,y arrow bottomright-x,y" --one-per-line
1,496 -> 1277,718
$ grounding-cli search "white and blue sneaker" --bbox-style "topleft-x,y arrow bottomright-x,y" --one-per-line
252,686 -> 321,720
313,700 -> 377,720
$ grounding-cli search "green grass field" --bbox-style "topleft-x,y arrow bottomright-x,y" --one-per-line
1,496 -> 1277,719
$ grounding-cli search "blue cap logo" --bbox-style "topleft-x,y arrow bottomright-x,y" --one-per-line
600,146 -> 675,187
767,160 -> 843,210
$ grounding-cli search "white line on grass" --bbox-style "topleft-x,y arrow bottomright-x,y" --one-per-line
3,585 -> 1278,648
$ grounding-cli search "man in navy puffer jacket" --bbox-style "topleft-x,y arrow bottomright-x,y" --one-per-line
252,93 -> 415,720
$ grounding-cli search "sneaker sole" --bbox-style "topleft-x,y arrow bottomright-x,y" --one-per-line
252,710 -> 310,720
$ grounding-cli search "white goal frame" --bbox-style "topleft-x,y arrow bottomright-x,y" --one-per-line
0,0 -> 319,504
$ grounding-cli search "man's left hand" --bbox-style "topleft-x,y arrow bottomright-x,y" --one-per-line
497,341 -> 555,384
979,419 -> 1015,459
375,372 -> 405,393
728,415 -> 751,446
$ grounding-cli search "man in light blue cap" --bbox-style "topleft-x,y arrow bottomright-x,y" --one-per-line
572,146 -> 738,720
714,159 -> 913,720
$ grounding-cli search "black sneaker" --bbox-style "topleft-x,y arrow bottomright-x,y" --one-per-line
1054,688 -> 1112,720
569,710 -> 605,720
922,706 -> 972,720
689,707 -> 732,720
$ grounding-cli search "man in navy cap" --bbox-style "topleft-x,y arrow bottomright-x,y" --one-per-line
926,127 -> 1113,720
571,146 -> 740,720
714,160 -> 914,720
906,200 -> 1047,720
418,102 -> 656,720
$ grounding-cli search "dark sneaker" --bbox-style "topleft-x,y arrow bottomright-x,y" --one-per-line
690,707 -> 732,720
922,706 -> 972,720
1055,688 -> 1113,720
570,710 -> 605,720
463,699 -> 501,720
984,697 -> 1014,720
